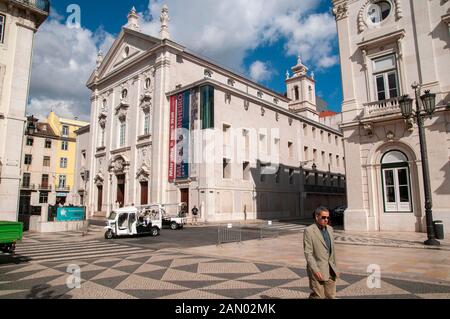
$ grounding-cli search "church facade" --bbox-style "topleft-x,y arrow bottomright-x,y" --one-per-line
76,7 -> 346,222
333,0 -> 450,232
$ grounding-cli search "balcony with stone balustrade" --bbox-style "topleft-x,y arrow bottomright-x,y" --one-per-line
10,0 -> 50,13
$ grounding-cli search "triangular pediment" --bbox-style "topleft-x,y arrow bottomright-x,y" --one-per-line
87,28 -> 161,86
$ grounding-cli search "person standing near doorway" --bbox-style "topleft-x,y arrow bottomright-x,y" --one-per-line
191,205 -> 199,225
303,206 -> 339,299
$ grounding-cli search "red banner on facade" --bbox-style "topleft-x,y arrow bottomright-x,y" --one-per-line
168,95 -> 177,182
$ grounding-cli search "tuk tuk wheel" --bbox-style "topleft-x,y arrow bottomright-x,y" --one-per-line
170,222 -> 178,230
151,227 -> 160,237
104,229 -> 114,240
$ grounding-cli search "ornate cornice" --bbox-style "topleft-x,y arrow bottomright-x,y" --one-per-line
136,164 -> 151,182
333,1 -> 348,21
115,99 -> 130,121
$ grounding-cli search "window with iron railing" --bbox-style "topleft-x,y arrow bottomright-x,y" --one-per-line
14,0 -> 50,13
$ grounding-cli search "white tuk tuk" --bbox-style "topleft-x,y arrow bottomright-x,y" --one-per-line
104,204 -> 163,239
161,202 -> 188,230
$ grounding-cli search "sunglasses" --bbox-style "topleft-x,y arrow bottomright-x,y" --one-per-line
320,216 -> 330,220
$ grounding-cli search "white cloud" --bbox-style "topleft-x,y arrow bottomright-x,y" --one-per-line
140,0 -> 337,72
27,11 -> 114,121
249,61 -> 273,83
27,98 -> 89,122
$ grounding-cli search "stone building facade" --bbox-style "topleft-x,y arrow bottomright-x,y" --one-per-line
19,112 -> 88,216
332,0 -> 450,232
0,0 -> 49,221
76,7 -> 347,222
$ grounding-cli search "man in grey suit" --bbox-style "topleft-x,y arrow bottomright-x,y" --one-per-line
303,206 -> 339,299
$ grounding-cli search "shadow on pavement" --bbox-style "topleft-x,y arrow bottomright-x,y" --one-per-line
0,254 -> 32,266
26,284 -> 72,300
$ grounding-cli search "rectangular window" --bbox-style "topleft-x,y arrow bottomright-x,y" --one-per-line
58,175 -> 67,188
45,139 -> 52,148
322,151 -> 326,166
335,136 -> 339,146
39,192 -> 49,204
274,138 -> 280,157
304,147 -> 309,161
41,174 -> 49,187
62,125 -> 69,137
336,155 -> 340,167
320,130 -> 324,142
288,142 -> 294,159
259,134 -> 267,156
26,137 -> 34,146
24,154 -> 32,165
223,124 -> 231,152
60,158 -> 68,169
329,153 -> 333,167
289,169 -> 295,185
119,121 -> 126,147
373,55 -> 399,101
144,113 -> 150,135
0,15 -> 5,44
43,156 -> 50,167
312,128 -> 316,139
303,124 -> 308,136
22,173 -> 31,187
328,133 -> 332,144
223,158 -> 231,179
243,129 -> 249,159
313,149 -> 317,162
61,140 -> 69,151
275,166 -> 281,184
243,161 -> 250,181
99,127 -> 105,147
200,85 -> 214,129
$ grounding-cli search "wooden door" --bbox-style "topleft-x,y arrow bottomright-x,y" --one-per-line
140,181 -> 148,205
117,174 -> 125,207
97,185 -> 103,212
180,188 -> 189,212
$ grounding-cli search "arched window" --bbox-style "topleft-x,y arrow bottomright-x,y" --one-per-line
294,86 -> 299,101
381,150 -> 412,212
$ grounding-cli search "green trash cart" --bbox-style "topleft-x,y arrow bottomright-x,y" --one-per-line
0,221 -> 23,255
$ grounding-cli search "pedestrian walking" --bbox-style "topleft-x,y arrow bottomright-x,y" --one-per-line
191,205 -> 199,225
303,206 -> 339,299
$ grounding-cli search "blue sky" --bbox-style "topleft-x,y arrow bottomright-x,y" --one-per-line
28,0 -> 343,120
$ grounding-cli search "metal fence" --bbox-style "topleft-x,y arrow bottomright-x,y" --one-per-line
217,223 -> 242,245
259,221 -> 279,240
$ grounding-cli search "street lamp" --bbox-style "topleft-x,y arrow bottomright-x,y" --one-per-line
398,82 -> 439,246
